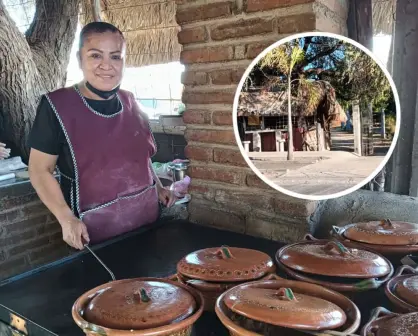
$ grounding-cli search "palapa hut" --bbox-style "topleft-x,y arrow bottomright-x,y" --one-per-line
237,81 -> 346,152
79,0 -> 182,68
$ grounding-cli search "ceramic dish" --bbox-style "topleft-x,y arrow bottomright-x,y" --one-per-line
331,219 -> 418,257
361,307 -> 418,336
215,274 -> 361,336
384,265 -> 418,313
72,277 -> 204,336
275,235 -> 394,292
170,246 -> 276,311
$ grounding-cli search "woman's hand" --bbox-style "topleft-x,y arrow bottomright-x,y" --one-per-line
59,215 -> 90,250
157,184 -> 177,207
0,143 -> 10,160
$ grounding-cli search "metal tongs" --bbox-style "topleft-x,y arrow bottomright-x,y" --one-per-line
84,244 -> 116,281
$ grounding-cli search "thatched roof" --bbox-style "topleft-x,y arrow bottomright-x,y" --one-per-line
372,0 -> 395,35
80,0 -> 181,67
237,82 -> 346,123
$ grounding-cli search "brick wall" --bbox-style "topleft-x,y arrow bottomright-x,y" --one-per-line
0,181 -> 70,281
177,0 -> 348,242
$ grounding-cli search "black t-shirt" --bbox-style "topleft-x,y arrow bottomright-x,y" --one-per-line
28,94 -> 122,213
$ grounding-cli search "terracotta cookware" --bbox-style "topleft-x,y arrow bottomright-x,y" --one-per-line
169,246 -> 276,311
215,274 -> 361,336
361,307 -> 418,336
72,277 -> 203,336
275,235 -> 394,292
384,265 -> 418,313
331,219 -> 418,257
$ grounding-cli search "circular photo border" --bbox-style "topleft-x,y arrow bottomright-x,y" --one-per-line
232,31 -> 401,201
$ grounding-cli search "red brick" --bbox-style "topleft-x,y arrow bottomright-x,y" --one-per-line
0,208 -> 21,224
181,71 -> 208,86
8,236 -> 51,257
180,46 -> 234,64
214,188 -> 275,212
185,129 -> 236,145
190,166 -> 246,185
210,68 -> 246,85
0,193 -> 38,209
246,41 -> 276,59
183,109 -> 211,124
185,145 -> 214,161
0,256 -> 28,280
176,2 -> 233,24
5,214 -> 48,235
188,200 -> 246,233
182,90 -> 235,104
211,18 -> 274,41
273,197 -> 318,217
246,173 -> 272,189
212,111 -> 233,126
213,148 -> 247,166
188,183 -> 215,201
178,26 -> 207,45
28,242 -> 68,264
278,13 -> 316,33
245,0 -> 313,12
0,230 -> 37,247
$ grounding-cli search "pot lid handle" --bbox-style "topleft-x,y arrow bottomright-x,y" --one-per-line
379,218 -> 393,229
133,288 -> 151,303
275,288 -> 298,301
322,241 -> 351,257
214,246 -> 234,259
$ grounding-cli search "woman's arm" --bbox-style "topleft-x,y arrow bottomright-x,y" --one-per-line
149,159 -> 163,188
149,159 -> 177,207
28,148 -> 89,249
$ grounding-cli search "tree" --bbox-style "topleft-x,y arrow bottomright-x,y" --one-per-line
0,0 -> 80,162
260,41 -> 305,160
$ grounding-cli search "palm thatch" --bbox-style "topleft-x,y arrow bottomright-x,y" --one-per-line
80,0 -> 181,67
238,81 -> 346,123
372,0 -> 395,35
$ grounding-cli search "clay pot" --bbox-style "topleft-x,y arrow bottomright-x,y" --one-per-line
215,274 -> 361,336
275,235 -> 394,292
169,246 -> 276,311
384,265 -> 418,313
331,219 -> 418,257
361,307 -> 418,336
72,277 -> 203,336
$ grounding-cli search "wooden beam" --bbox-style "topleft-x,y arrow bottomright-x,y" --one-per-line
91,0 -> 102,22
347,0 -> 373,50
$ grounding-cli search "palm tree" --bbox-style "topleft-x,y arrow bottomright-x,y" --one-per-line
260,41 -> 305,160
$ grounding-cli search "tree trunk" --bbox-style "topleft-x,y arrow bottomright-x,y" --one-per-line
0,0 -> 80,163
287,76 -> 294,161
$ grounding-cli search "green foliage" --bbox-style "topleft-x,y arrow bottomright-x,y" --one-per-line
385,114 -> 396,138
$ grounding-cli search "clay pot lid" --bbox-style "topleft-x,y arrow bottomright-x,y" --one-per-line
343,219 -> 418,246
83,280 -> 196,330
395,276 -> 418,306
177,246 -> 274,282
223,286 -> 347,330
278,240 -> 390,278
372,312 -> 418,336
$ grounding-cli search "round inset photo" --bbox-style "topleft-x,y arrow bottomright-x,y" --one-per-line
233,32 -> 400,201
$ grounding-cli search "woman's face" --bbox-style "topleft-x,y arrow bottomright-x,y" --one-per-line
78,31 -> 126,91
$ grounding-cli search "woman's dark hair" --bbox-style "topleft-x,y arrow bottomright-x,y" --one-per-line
79,22 -> 125,50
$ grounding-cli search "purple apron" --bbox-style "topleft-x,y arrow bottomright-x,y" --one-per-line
45,86 -> 160,244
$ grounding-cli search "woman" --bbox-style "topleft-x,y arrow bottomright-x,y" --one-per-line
0,143 -> 10,160
28,22 -> 176,250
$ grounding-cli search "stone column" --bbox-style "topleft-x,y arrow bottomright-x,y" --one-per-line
385,0 -> 418,196
253,132 -> 261,152
381,109 -> 386,139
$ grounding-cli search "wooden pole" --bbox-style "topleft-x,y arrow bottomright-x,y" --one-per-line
91,0 -> 102,22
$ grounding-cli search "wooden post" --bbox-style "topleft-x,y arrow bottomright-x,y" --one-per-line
352,101 -> 362,156
91,0 -> 102,22
385,0 -> 418,196
381,109 -> 386,139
